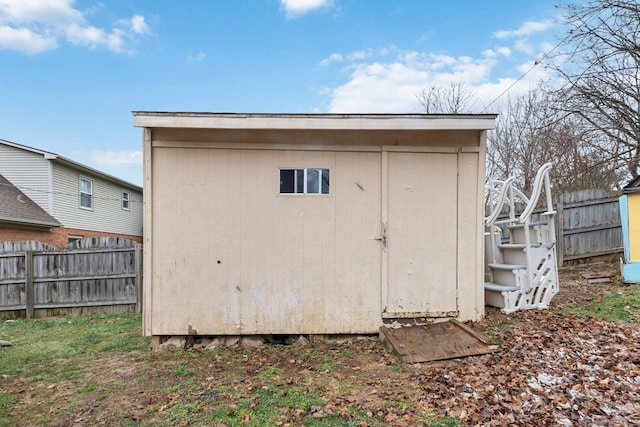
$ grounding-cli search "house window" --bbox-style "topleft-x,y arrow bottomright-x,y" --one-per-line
122,191 -> 130,211
279,168 -> 330,195
68,235 -> 83,244
79,177 -> 93,210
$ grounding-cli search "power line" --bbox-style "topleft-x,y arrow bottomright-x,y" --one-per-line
481,18 -> 579,113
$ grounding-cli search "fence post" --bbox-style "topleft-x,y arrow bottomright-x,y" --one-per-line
135,244 -> 142,313
556,201 -> 564,267
25,250 -> 34,318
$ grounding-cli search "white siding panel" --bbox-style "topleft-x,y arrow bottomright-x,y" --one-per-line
150,147 -> 382,336
0,144 -> 52,213
52,163 -> 142,236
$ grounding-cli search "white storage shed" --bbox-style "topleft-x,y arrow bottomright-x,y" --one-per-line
133,112 -> 496,339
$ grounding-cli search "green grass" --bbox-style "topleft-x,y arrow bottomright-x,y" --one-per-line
0,313 -> 147,380
0,313 -> 148,427
172,362 -> 196,377
257,365 -> 284,380
0,393 -> 16,419
206,384 -> 326,426
565,286 -> 640,323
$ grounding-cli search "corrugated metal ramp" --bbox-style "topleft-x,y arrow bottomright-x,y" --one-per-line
380,320 -> 498,363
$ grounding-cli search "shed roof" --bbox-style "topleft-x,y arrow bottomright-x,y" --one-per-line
132,112 -> 496,131
623,176 -> 640,194
0,173 -> 61,228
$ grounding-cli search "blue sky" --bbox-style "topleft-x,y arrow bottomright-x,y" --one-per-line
0,0 -> 563,186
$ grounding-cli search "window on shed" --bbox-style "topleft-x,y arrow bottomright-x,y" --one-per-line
122,191 -> 130,211
79,177 -> 93,210
279,168 -> 330,195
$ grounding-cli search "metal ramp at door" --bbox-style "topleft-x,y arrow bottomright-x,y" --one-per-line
380,320 -> 498,363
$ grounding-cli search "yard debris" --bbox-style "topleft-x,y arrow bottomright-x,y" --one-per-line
581,271 -> 614,283
155,336 -> 185,352
241,336 -> 265,348
204,338 -> 225,351
380,320 -> 497,363
412,310 -> 640,425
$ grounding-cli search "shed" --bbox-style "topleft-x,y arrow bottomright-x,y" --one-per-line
620,177 -> 640,282
133,112 -> 496,338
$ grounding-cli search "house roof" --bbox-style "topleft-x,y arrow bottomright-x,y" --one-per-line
132,112 -> 497,131
0,173 -> 61,228
0,139 -> 142,192
623,175 -> 640,194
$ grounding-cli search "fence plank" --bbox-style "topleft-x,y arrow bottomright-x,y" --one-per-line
25,251 -> 33,318
135,244 -> 142,313
556,201 -> 564,266
0,237 -> 141,317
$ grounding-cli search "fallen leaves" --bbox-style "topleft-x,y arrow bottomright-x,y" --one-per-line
412,310 -> 640,425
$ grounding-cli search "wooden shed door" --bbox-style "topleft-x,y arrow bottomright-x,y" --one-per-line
383,151 -> 458,318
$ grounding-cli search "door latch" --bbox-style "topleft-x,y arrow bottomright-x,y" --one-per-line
374,223 -> 387,249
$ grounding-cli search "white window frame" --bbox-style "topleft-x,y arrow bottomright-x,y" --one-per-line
279,168 -> 330,195
79,176 -> 94,210
122,190 -> 130,211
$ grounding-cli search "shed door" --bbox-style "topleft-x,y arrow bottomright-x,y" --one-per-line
383,151 -> 458,318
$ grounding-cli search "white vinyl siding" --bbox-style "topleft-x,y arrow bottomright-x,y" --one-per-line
52,163 -> 142,236
0,144 -> 53,213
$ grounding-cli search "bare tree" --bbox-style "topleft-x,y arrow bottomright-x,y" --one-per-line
487,89 -> 620,194
416,81 -> 478,113
416,78 -> 622,192
549,0 -> 640,182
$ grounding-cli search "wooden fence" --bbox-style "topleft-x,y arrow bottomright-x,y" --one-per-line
0,237 -> 142,318
555,188 -> 622,265
493,188 -> 623,266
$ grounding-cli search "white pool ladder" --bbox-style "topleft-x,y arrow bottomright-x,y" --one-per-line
484,163 -> 559,313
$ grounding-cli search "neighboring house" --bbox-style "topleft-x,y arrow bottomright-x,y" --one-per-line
0,139 -> 142,247
134,112 -> 496,342
0,173 -> 62,243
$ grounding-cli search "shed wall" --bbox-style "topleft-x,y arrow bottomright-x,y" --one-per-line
149,147 -> 382,335
142,121 -> 490,336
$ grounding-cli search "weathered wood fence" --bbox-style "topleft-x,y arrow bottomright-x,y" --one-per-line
493,188 -> 622,266
555,189 -> 622,265
0,237 -> 142,318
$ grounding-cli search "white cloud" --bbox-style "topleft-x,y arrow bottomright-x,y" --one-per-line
187,51 -> 206,63
129,15 -> 148,34
513,38 -> 536,55
0,0 -> 83,26
321,14 -> 559,114
91,150 -> 142,168
0,25 -> 56,54
319,53 -> 343,66
483,47 -> 512,59
348,49 -> 374,61
0,0 -> 149,54
494,20 -> 555,39
320,47 -> 392,67
324,47 -> 551,114
280,0 -> 333,18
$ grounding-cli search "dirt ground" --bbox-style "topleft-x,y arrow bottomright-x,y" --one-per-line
4,258 -> 640,426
